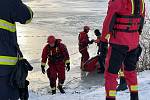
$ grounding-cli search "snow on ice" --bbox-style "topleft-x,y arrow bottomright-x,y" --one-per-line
17,0 -> 150,100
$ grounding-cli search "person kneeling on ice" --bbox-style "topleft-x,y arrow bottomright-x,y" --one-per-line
78,26 -> 94,79
41,35 -> 70,95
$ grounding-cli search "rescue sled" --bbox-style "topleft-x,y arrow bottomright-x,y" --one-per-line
83,55 -> 99,72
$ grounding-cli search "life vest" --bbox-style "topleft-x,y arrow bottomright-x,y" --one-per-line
47,44 -> 64,63
113,0 -> 145,35
78,31 -> 89,49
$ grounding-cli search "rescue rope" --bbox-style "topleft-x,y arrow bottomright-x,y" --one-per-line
70,43 -> 94,56
64,77 -> 81,87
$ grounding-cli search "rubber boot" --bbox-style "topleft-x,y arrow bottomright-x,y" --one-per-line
117,77 -> 128,91
130,92 -> 139,100
58,85 -> 65,94
51,87 -> 56,95
52,90 -> 56,95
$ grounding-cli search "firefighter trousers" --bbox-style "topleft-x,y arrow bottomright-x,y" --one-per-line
105,44 -> 140,99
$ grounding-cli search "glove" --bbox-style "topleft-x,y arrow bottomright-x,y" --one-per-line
66,62 -> 70,72
89,39 -> 95,44
41,65 -> 45,74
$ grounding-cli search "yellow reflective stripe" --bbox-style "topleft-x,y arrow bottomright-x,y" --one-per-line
56,47 -> 58,52
65,60 -> 70,65
131,0 -> 134,15
105,34 -> 110,40
18,57 -> 24,60
0,56 -> 18,65
142,0 -> 145,14
41,62 -> 46,66
120,72 -> 124,77
118,70 -> 124,77
59,83 -> 63,86
131,85 -> 138,91
51,87 -> 56,90
109,90 -> 116,97
25,19 -> 32,24
25,6 -> 33,24
0,56 -> 17,60
0,62 -> 16,65
0,19 -> 16,32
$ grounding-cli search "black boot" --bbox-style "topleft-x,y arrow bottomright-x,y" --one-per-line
52,90 -> 56,95
58,85 -> 65,94
117,77 -> 128,91
130,92 -> 139,100
51,87 -> 56,95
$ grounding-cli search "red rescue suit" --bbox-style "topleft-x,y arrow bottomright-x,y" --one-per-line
78,31 -> 90,69
41,39 -> 70,88
100,0 -> 145,99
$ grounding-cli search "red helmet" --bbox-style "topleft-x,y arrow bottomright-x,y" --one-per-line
84,26 -> 90,30
47,35 -> 56,44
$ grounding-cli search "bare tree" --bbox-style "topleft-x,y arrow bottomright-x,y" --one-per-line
138,21 -> 150,71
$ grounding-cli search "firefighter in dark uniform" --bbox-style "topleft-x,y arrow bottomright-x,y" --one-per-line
0,0 -> 33,99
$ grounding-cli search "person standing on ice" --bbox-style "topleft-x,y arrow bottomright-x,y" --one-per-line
100,0 -> 145,99
0,0 -> 33,99
78,26 -> 94,79
94,29 -> 108,73
95,29 -> 127,90
41,35 -> 70,95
